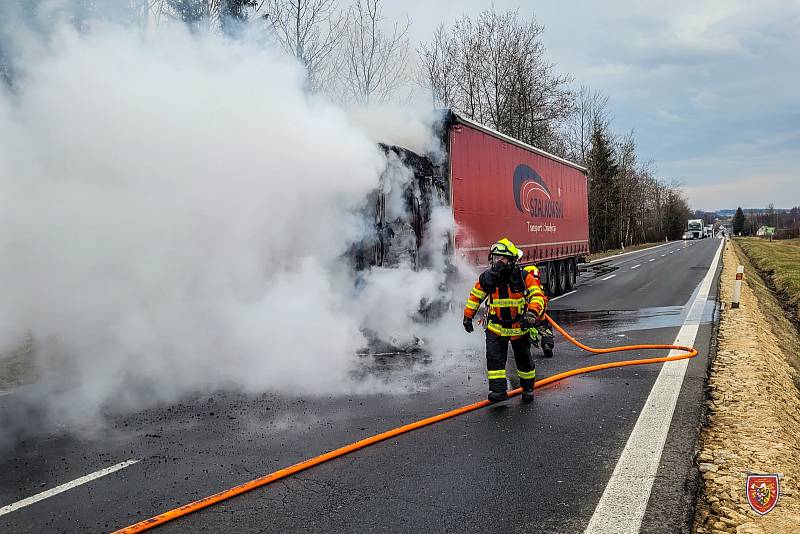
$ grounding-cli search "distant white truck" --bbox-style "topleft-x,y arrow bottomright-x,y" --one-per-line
687,219 -> 704,239
704,225 -> 714,238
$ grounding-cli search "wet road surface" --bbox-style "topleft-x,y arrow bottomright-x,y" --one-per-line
0,238 -> 722,533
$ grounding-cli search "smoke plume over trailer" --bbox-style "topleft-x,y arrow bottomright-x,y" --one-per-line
0,10 -> 479,435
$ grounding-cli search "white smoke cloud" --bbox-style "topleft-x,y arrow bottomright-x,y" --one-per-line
346,102 -> 446,158
0,18 -> 482,429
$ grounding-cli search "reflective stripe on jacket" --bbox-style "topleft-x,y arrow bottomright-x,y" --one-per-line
464,266 -> 548,338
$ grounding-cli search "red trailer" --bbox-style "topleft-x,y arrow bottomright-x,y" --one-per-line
448,114 -> 589,296
366,111 -> 589,297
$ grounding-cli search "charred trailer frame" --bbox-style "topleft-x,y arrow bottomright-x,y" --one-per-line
348,143 -> 449,272
350,111 -> 590,299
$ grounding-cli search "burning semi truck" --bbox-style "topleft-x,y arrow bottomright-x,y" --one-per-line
353,110 -> 589,299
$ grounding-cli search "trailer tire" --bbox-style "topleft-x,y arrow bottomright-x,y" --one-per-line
564,258 -> 576,291
545,262 -> 557,297
554,260 -> 565,296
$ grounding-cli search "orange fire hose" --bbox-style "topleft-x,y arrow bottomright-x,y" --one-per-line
111,313 -> 697,534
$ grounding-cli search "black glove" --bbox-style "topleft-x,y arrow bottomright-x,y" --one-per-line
520,311 -> 540,330
463,316 -> 474,333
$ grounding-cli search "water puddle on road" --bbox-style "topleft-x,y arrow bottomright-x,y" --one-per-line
548,299 -> 718,339
580,261 -> 619,280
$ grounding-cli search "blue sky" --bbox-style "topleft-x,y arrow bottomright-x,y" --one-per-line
387,0 -> 800,211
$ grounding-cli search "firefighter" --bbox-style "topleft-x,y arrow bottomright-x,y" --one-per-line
462,238 -> 548,403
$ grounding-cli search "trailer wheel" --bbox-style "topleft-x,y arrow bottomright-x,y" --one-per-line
572,258 -> 578,287
554,260 -> 565,296
564,258 -> 576,291
545,262 -> 557,297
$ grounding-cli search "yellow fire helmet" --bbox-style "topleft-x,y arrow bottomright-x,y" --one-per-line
488,238 -> 523,261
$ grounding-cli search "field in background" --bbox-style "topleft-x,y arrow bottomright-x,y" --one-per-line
737,238 -> 800,320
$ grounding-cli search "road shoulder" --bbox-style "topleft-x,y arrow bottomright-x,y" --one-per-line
693,240 -> 800,533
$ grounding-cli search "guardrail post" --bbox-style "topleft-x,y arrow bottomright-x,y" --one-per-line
731,266 -> 744,308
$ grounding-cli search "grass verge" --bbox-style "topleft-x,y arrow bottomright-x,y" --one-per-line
737,238 -> 800,322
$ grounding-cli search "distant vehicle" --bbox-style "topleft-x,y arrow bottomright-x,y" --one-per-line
358,110 -> 589,297
687,219 -> 704,239
704,225 -> 714,238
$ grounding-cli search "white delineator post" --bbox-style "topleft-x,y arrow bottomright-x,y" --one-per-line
731,265 -> 744,308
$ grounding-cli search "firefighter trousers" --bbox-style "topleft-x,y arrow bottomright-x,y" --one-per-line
485,330 -> 536,393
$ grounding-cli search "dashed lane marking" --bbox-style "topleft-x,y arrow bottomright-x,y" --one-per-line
648,258 -> 655,262
583,238 -> 723,534
586,241 -> 673,265
0,460 -> 140,517
600,274 -> 617,281
630,264 -> 641,269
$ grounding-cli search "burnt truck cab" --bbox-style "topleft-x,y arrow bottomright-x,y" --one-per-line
349,144 -> 449,272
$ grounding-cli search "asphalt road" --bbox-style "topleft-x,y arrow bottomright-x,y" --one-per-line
0,238 -> 723,534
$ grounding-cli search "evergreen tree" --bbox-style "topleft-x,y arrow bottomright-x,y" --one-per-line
220,0 -> 257,35
167,0 -> 208,31
586,124 -> 619,251
664,190 -> 690,240
732,206 -> 745,235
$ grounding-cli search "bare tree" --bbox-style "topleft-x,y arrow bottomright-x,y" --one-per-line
564,86 -> 609,166
136,0 -> 173,27
266,0 -> 344,89
447,16 -> 483,119
338,0 -> 410,106
418,8 -> 572,148
418,7 -> 695,252
417,24 -> 456,107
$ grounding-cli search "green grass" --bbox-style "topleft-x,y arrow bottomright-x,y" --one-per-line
737,238 -> 800,314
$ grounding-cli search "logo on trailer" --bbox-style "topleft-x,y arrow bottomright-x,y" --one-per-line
513,164 -> 563,219
746,474 -> 780,515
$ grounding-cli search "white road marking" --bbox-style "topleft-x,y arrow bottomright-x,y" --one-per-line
583,239 -> 723,534
648,258 -> 655,262
586,241 -> 674,265
550,290 -> 576,301
669,251 -> 674,254
600,274 -> 617,281
0,459 -> 139,517
630,264 -> 641,269
661,254 -> 666,257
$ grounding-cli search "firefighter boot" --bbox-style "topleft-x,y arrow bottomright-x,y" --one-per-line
520,377 -> 534,403
488,378 -> 508,403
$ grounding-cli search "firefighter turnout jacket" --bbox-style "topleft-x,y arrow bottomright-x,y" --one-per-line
464,265 -> 548,338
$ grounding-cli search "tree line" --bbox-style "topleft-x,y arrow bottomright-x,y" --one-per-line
1,1 -> 693,252
419,9 -> 691,251
732,206 -> 800,239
